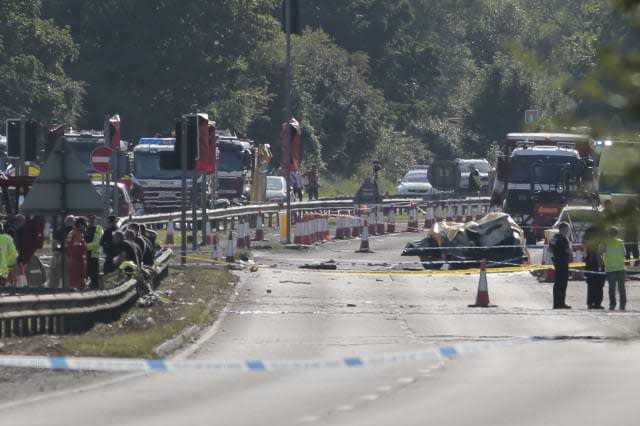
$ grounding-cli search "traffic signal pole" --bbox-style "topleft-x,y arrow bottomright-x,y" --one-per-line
19,118 -> 26,176
180,116 -> 188,267
285,0 -> 292,244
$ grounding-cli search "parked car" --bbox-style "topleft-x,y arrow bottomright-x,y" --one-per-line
265,175 -> 287,203
395,169 -> 437,196
455,158 -> 494,193
92,181 -> 135,217
550,205 -> 603,244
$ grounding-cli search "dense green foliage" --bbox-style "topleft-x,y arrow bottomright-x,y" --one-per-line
1,0 -> 638,181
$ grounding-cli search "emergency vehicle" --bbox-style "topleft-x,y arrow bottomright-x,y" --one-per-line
216,131 -> 255,202
130,138 -> 200,214
59,129 -> 132,189
491,132 -> 598,244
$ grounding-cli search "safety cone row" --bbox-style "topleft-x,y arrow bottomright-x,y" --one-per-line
369,211 -> 377,236
356,219 -> 373,253
468,259 -> 496,307
165,219 -> 175,245
387,208 -> 396,233
456,204 -> 465,223
235,219 -> 245,249
406,203 -> 419,232
226,231 -> 235,262
346,214 -> 355,238
423,203 -> 435,230
335,214 -> 346,240
377,209 -> 386,235
243,219 -> 251,249
254,211 -> 264,241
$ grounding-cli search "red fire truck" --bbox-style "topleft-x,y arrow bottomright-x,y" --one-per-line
491,132 -> 598,244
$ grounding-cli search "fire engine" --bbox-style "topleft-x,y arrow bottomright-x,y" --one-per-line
216,131 -> 255,202
130,138 -> 202,214
491,132 -> 598,244
59,129 -> 132,187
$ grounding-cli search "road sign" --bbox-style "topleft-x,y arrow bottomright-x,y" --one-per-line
524,109 -> 539,123
90,146 -> 114,173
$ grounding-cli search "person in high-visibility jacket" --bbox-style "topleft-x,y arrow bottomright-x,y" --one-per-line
0,222 -> 18,286
0,224 -> 15,286
84,215 -> 104,289
65,217 -> 88,289
604,226 -> 626,310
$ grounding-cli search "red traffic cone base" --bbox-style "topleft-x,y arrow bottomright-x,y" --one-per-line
469,260 -> 496,308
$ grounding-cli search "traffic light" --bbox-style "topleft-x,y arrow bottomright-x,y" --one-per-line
6,119 -> 21,157
6,118 -> 40,161
281,0 -> 301,35
159,119 -> 182,170
24,119 -> 41,162
160,114 -> 198,170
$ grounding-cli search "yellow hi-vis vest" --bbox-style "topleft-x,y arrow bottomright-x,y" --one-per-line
0,234 -> 17,278
86,225 -> 104,259
604,238 -> 626,272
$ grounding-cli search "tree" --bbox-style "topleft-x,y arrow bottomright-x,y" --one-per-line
0,1 -> 84,124
44,0 -> 280,138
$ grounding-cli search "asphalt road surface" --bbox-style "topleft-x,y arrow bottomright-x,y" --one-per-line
2,231 -> 640,426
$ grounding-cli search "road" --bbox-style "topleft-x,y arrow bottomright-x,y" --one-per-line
1,231 -> 640,425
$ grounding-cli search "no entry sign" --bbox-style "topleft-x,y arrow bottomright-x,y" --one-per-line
90,146 -> 114,173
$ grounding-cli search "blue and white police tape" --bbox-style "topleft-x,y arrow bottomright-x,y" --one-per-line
0,337 -> 543,373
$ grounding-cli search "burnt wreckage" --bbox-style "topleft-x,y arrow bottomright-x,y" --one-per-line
402,212 -> 529,270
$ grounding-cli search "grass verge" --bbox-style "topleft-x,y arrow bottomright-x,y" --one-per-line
0,265 -> 237,358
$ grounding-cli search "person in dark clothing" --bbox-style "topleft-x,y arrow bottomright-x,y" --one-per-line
83,215 -> 104,289
584,225 -> 605,309
468,165 -> 482,193
100,215 -> 119,274
112,230 -> 139,267
128,223 -> 153,266
124,230 -> 142,266
51,215 -> 75,288
139,224 -> 158,251
551,221 -> 572,309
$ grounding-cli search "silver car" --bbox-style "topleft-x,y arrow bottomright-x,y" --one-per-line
266,175 -> 287,203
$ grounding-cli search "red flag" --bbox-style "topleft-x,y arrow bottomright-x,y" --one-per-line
106,114 -> 121,149
280,117 -> 301,170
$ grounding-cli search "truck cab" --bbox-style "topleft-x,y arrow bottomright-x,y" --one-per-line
503,144 -> 594,243
216,133 -> 255,202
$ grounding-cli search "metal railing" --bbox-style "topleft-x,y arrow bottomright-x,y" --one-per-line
0,249 -> 172,337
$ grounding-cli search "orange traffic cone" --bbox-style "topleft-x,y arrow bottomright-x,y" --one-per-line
468,259 -> 496,307
254,211 -> 264,241
210,233 -> 221,260
16,262 -> 28,288
236,219 -> 246,249
226,231 -> 235,263
165,219 -> 175,245
406,203 -> 419,232
356,220 -> 373,253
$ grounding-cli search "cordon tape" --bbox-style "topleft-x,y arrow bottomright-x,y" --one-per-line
0,336 -> 589,373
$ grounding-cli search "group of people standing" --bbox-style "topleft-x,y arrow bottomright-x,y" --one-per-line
551,220 -> 630,311
52,215 -> 158,290
286,164 -> 320,201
